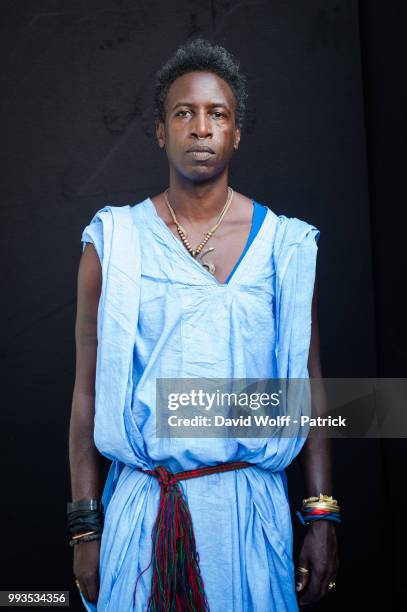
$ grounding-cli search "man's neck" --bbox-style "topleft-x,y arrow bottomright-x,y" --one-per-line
166,177 -> 230,224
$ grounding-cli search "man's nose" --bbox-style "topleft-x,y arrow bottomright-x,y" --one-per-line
191,111 -> 212,139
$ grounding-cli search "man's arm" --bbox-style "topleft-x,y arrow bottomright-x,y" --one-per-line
296,279 -> 339,606
68,242 -> 108,604
301,278 -> 332,496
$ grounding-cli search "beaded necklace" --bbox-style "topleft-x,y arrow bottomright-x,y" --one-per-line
163,187 -> 234,275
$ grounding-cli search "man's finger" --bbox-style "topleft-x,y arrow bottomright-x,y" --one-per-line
76,579 -> 90,603
86,573 -> 100,603
298,569 -> 326,606
295,564 -> 310,593
322,572 -> 337,599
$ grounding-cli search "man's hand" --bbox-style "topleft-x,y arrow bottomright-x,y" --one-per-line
296,521 -> 339,606
73,539 -> 101,604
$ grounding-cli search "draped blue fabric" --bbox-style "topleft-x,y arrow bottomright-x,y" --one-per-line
225,200 -> 268,282
78,197 -> 319,611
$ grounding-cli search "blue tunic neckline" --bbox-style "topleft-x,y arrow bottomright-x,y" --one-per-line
225,200 -> 268,283
145,197 -> 270,287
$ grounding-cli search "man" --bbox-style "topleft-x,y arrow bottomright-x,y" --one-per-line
69,39 -> 338,611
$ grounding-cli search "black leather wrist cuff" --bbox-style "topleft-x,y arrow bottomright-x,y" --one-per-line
67,499 -> 102,513
67,508 -> 104,536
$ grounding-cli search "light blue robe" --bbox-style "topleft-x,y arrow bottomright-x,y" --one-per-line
78,197 -> 319,611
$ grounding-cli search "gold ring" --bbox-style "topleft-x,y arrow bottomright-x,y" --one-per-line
328,581 -> 336,590
297,566 -> 309,574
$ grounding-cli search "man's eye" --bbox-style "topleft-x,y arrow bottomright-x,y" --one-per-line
176,110 -> 190,117
212,111 -> 225,118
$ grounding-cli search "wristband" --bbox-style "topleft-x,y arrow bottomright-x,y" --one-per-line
67,499 -> 103,513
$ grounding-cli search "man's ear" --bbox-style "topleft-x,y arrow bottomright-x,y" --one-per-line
156,120 -> 165,149
233,127 -> 241,150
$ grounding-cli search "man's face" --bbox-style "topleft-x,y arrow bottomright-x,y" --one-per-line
156,71 -> 241,183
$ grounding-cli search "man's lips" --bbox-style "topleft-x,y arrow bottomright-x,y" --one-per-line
186,145 -> 215,161
186,145 -> 215,153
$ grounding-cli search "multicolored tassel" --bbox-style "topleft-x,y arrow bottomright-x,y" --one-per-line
134,462 -> 253,611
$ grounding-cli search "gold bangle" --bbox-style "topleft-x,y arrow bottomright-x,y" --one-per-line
302,503 -> 340,512
71,530 -> 98,540
302,493 -> 340,513
302,494 -> 339,506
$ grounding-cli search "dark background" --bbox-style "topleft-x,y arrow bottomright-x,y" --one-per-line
1,1 -> 406,610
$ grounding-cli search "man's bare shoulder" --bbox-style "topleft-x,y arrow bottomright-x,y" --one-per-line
80,242 -> 102,288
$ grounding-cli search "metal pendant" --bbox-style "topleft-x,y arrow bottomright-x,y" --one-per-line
196,247 -> 216,275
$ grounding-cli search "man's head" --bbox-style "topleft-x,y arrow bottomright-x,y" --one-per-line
154,39 -> 248,183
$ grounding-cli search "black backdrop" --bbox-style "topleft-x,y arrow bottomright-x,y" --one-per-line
1,1 -> 405,610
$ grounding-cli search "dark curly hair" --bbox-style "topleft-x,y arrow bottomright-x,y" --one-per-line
154,38 -> 248,129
